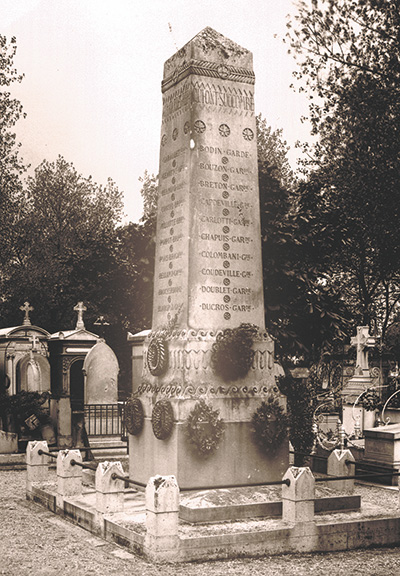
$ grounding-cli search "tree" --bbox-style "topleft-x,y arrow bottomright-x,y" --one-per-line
0,156 -> 124,331
0,36 -> 26,269
286,0 -> 400,339
256,114 -> 296,191
98,173 -> 157,397
139,170 -> 158,225
257,116 -> 348,361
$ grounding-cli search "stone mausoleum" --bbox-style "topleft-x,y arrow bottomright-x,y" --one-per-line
0,302 -> 119,451
128,28 -> 287,489
0,302 -> 51,397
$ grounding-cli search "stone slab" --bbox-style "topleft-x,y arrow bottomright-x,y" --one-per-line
364,424 -> 400,467
179,495 -> 361,523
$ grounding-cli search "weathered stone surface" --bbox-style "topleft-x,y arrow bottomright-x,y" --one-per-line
26,440 -> 49,488
95,461 -> 125,514
145,475 -> 179,561
56,449 -> 83,507
364,423 -> 400,466
83,341 -> 118,404
145,475 -> 179,514
153,27 -> 263,332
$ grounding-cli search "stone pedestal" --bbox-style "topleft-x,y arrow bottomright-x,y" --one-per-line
130,383 -> 287,489
130,330 -> 287,489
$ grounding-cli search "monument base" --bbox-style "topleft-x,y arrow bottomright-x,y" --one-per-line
129,396 -> 288,489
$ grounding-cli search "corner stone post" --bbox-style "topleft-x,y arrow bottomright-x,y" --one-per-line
56,449 -> 83,509
145,475 -> 179,562
327,449 -> 355,493
95,461 -> 125,514
282,466 -> 315,524
26,440 -> 49,492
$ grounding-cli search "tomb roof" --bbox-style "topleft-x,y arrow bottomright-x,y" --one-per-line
0,325 -> 50,338
50,328 -> 99,341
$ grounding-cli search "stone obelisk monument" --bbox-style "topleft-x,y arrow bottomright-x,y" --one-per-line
129,28 -> 287,489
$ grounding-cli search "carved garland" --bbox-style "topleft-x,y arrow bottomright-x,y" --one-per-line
184,399 -> 225,456
211,323 -> 258,382
251,396 -> 288,455
152,400 -> 174,440
124,397 -> 144,436
147,338 -> 168,376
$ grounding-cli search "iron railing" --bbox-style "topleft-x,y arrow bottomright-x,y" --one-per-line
84,403 -> 124,436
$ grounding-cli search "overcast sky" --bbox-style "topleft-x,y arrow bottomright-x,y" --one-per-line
2,0 -> 311,223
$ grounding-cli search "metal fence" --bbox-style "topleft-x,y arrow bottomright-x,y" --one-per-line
84,403 -> 124,436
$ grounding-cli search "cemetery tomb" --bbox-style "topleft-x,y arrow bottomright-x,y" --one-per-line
48,302 -> 100,448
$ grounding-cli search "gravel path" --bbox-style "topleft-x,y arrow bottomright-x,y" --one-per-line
3,469 -> 400,575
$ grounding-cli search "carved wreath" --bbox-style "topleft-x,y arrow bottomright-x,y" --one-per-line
211,323 -> 258,382
184,399 -> 225,456
147,337 -> 168,376
124,397 -> 144,436
251,396 -> 288,455
152,400 -> 174,440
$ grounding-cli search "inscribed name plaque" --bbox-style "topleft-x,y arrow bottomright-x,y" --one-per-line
153,27 -> 264,331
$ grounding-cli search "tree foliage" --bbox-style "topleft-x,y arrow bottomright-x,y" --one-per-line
256,114 -> 296,191
286,0 -> 400,339
0,35 -> 26,269
257,116 -> 349,361
0,156 -> 124,331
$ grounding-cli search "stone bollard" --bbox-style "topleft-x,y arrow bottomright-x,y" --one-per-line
95,461 -> 125,514
144,475 -> 179,562
282,466 -> 315,525
56,449 -> 83,510
327,449 -> 355,493
26,440 -> 49,492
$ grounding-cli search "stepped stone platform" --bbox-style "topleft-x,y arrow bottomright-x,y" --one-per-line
27,467 -> 400,563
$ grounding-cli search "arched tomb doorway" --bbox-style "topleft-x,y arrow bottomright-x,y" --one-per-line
70,359 -> 85,412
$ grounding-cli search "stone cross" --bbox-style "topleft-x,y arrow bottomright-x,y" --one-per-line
20,301 -> 33,326
350,326 -> 376,376
29,335 -> 39,351
74,302 -> 87,330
